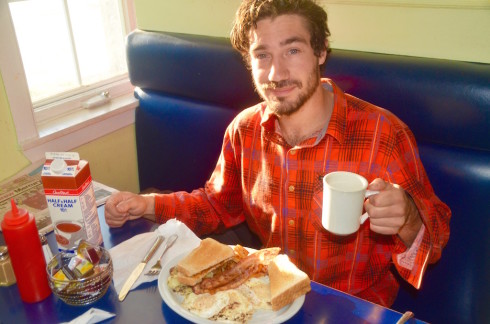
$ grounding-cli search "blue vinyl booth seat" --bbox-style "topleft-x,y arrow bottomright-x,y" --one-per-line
126,30 -> 490,324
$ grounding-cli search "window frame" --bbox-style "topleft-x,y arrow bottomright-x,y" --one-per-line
0,0 -> 137,162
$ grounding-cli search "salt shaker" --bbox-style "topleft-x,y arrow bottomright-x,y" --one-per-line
0,245 -> 16,286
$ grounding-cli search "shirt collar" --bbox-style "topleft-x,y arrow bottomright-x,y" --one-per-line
260,104 -> 275,131
324,78 -> 347,145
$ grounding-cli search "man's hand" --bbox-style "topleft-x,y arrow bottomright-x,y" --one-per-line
364,179 -> 422,247
104,191 -> 155,227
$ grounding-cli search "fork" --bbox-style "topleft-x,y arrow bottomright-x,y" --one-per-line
144,234 -> 178,276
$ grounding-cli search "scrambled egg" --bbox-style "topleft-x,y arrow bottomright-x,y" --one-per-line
167,267 -> 193,295
181,290 -> 254,323
238,276 -> 271,310
167,269 -> 270,323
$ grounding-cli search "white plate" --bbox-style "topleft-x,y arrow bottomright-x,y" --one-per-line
157,251 -> 305,324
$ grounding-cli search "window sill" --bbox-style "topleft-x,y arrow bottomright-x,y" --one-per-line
21,93 -> 139,164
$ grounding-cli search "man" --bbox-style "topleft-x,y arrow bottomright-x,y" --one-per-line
105,0 -> 450,307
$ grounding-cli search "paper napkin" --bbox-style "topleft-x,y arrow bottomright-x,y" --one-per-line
61,308 -> 115,324
109,219 -> 201,295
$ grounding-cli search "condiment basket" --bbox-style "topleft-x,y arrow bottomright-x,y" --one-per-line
46,248 -> 113,306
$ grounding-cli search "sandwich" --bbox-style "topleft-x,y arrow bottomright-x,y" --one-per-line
174,238 -> 236,286
268,254 -> 311,311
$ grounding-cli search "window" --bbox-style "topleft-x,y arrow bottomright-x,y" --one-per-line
0,0 -> 136,161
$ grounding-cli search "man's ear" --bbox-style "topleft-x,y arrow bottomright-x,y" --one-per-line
318,40 -> 328,65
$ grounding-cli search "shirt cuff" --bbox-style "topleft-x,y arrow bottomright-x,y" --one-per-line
396,223 -> 426,270
154,194 -> 176,223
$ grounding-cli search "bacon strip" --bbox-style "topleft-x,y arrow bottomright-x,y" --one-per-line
193,247 -> 280,294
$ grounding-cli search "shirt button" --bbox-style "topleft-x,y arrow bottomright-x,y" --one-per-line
288,185 -> 295,192
288,219 -> 295,226
290,250 -> 295,254
290,150 -> 297,155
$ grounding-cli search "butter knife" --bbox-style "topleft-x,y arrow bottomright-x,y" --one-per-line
118,235 -> 164,301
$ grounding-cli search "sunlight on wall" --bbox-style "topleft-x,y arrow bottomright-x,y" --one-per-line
135,0 -> 240,37
0,74 -> 30,181
323,3 -> 489,63
135,0 -> 490,63
75,125 -> 139,193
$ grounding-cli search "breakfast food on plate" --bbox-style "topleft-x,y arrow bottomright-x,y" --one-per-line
237,275 -> 271,309
182,288 -> 255,323
193,246 -> 280,294
268,254 -> 311,311
175,238 -> 237,286
167,238 -> 310,323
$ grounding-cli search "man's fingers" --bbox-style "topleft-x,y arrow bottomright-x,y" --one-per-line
368,207 -> 405,226
367,178 -> 388,191
104,192 -> 147,228
106,218 -> 126,228
369,223 -> 399,235
117,196 -> 145,216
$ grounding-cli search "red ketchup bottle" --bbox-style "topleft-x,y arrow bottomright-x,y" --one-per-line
1,199 -> 51,302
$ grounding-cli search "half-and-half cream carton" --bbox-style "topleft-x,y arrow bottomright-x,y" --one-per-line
41,152 -> 103,251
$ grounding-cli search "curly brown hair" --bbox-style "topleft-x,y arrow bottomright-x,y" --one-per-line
230,0 -> 331,70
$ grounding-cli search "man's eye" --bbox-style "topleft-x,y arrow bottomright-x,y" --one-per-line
255,53 -> 268,60
288,48 -> 299,55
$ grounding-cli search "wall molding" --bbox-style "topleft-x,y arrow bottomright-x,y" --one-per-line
322,0 -> 490,9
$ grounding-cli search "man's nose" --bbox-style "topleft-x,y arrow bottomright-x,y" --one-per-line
268,57 -> 289,82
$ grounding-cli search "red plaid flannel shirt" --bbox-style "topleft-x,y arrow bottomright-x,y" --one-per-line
155,79 -> 451,306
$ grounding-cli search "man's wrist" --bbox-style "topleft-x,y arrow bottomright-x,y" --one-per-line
142,194 -> 156,215
397,194 -> 423,247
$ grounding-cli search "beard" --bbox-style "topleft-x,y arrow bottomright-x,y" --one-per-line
254,65 -> 321,117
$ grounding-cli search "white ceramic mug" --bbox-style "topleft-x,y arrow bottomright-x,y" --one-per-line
322,171 -> 378,235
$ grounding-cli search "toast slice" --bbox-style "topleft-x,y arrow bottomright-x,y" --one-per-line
268,254 -> 311,311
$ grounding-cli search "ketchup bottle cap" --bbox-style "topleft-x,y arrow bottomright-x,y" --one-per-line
3,199 -> 29,226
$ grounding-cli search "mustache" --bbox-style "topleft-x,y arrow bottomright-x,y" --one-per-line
261,80 -> 302,91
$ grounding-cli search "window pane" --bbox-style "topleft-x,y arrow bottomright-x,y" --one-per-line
67,0 -> 127,85
9,0 -> 80,102
9,0 -> 128,106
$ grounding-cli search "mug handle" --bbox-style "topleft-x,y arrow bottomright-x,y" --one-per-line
360,190 -> 379,224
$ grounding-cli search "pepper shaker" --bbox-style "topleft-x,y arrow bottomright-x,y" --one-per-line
0,245 -> 16,286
